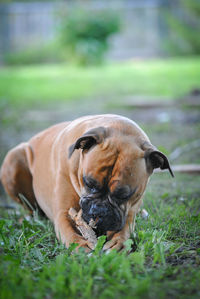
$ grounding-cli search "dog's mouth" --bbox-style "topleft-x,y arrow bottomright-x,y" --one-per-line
80,196 -> 125,236
88,216 -> 99,228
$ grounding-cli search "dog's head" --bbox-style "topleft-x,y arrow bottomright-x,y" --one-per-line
69,125 -> 173,235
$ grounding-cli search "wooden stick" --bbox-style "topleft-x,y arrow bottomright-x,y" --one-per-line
155,164 -> 200,175
68,208 -> 97,249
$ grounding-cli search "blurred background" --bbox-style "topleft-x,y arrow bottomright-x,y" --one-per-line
1,0 -> 200,63
0,0 -> 200,175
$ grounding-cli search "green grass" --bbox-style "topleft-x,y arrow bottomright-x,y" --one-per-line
1,173 -> 200,299
0,57 -> 200,108
0,57 -> 200,298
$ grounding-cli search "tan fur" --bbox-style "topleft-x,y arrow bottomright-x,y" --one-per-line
0,114 -> 165,251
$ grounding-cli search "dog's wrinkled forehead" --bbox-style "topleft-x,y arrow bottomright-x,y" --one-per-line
81,149 -> 146,204
82,139 -> 146,190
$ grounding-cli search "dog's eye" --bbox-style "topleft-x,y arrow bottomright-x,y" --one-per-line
114,193 -> 130,203
112,186 -> 137,203
83,176 -> 100,193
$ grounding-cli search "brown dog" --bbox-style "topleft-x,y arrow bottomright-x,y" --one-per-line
0,114 -> 173,251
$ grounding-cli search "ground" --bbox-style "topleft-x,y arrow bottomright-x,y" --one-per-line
0,59 -> 200,299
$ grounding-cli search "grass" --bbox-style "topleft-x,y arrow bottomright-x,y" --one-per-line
0,57 -> 200,108
0,57 -> 200,298
0,173 -> 200,299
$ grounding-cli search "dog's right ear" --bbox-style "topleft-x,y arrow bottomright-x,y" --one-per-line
68,127 -> 107,158
145,150 -> 174,177
142,142 -> 174,177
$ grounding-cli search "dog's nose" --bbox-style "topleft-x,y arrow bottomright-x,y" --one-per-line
88,204 -> 107,218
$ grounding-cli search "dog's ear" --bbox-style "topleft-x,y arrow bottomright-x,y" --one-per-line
68,127 -> 107,158
145,149 -> 174,177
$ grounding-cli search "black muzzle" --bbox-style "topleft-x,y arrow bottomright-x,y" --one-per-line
80,196 -> 125,236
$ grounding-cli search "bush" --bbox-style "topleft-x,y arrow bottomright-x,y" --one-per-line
165,0 -> 200,56
59,9 -> 120,65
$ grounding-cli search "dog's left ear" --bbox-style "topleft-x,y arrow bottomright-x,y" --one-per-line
68,127 -> 107,158
145,150 -> 174,177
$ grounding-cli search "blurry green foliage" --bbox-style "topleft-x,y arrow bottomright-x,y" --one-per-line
165,0 -> 200,55
4,43 -> 62,66
1,57 -> 200,106
59,9 -> 121,65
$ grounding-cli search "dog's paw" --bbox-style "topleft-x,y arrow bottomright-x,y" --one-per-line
75,239 -> 93,253
103,236 -> 125,252
68,234 -> 94,253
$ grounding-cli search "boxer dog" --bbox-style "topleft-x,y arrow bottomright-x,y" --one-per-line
0,114 -> 174,251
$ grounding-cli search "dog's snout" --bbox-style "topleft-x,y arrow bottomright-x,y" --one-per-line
81,196 -> 125,235
88,204 -> 107,218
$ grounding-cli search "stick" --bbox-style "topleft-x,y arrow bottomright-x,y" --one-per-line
68,208 -> 97,249
155,164 -> 200,175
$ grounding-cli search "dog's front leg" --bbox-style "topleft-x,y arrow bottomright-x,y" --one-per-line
103,200 -> 142,251
52,177 -> 94,252
54,211 -> 94,251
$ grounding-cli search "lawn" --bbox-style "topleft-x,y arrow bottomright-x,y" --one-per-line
0,57 -> 200,108
0,57 -> 200,299
0,173 -> 200,299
